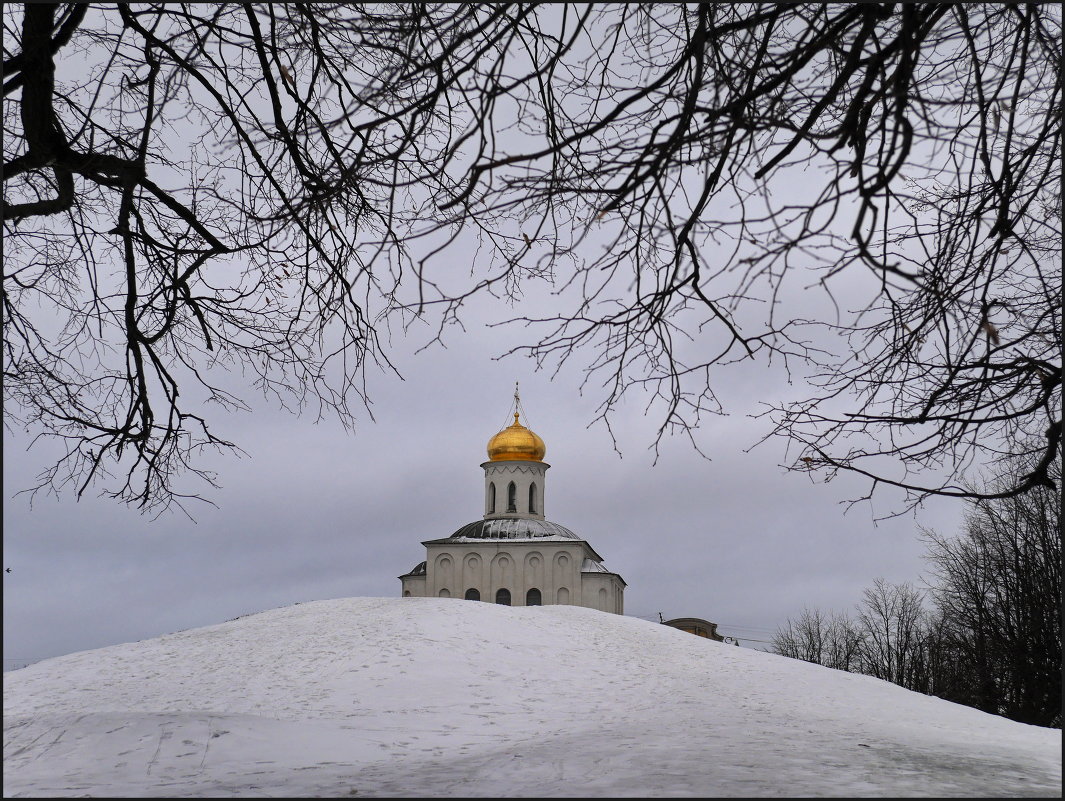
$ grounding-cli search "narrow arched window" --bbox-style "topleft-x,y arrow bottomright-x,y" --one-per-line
489,482 -> 496,514
464,588 -> 480,601
507,482 -> 517,513
495,588 -> 512,606
526,588 -> 542,606
528,482 -> 537,514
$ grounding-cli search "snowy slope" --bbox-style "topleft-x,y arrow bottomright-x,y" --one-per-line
3,597 -> 1061,797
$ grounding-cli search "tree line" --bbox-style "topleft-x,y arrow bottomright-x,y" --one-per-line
771,458 -> 1061,727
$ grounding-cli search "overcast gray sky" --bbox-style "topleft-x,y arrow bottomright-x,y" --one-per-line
2,4 -> 981,671
3,286 -> 967,669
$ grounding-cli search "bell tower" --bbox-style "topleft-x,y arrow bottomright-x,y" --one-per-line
482,383 -> 548,521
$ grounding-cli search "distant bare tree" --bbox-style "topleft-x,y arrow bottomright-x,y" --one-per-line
909,610 -> 981,706
771,607 -> 864,673
921,456 -> 1062,727
773,454 -> 1060,726
771,607 -> 828,665
854,578 -> 927,687
824,612 -> 865,674
4,4 -> 1060,513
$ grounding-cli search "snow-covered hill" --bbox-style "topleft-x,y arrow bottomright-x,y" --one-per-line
3,597 -> 1060,797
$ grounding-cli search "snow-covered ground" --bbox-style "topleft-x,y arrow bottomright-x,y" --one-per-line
3,597 -> 1060,797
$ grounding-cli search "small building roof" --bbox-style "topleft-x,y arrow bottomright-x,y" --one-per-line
398,560 -> 427,580
662,617 -> 723,641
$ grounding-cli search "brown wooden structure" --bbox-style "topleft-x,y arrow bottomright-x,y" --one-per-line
661,617 -> 724,641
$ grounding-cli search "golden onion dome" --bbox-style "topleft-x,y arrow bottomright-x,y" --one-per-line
487,413 -> 546,462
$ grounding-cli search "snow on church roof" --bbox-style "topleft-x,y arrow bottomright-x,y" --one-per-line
445,518 -> 581,541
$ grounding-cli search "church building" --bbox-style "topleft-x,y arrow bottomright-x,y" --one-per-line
399,390 -> 626,613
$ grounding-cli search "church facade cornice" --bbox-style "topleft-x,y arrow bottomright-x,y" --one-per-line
479,460 -> 551,474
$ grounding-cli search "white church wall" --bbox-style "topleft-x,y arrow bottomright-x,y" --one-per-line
523,551 -> 546,601
415,541 -> 624,613
461,553 -> 484,599
489,552 -> 517,603
434,553 -> 455,596
552,551 -> 573,595
580,572 -> 625,614
400,574 -> 426,597
423,542 -> 592,607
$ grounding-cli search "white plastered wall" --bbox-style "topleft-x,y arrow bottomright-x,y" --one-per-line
400,574 -> 426,597
580,572 -> 626,614
406,541 -> 625,613
425,541 -> 588,606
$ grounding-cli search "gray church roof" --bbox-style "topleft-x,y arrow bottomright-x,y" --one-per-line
446,518 -> 581,541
